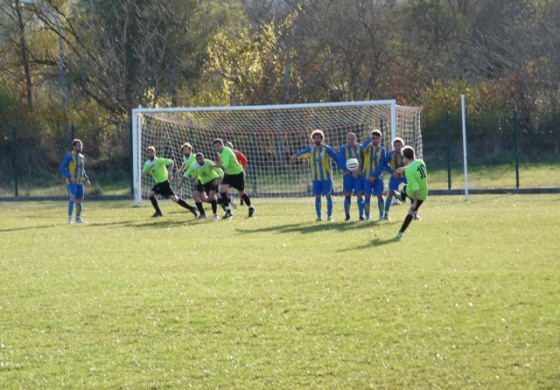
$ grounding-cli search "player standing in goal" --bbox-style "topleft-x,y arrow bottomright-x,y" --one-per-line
338,132 -> 365,221
141,146 -> 199,218
60,139 -> 91,224
361,129 -> 387,220
211,138 -> 255,218
394,146 -> 428,238
290,129 -> 340,222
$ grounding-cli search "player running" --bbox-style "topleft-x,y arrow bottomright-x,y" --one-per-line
185,152 -> 224,220
211,138 -> 255,218
141,146 -> 198,218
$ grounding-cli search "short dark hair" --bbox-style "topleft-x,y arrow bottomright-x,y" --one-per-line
195,152 -> 204,159
402,146 -> 415,160
213,138 -> 224,146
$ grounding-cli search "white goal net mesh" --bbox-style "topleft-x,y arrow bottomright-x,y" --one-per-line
132,101 -> 422,204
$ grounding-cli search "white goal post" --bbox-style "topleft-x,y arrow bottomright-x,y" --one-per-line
131,100 -> 422,206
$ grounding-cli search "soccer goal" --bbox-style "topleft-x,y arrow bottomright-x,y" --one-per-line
131,100 -> 422,205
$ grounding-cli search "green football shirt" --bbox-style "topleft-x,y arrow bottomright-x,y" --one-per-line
142,157 -> 172,184
405,159 -> 428,201
218,147 -> 243,175
185,159 -> 224,185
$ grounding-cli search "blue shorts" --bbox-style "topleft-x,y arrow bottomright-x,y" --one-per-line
312,179 -> 333,196
388,177 -> 407,192
342,174 -> 363,194
363,178 -> 384,196
67,183 -> 84,199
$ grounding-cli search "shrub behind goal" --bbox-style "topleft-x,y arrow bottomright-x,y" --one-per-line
132,100 -> 422,205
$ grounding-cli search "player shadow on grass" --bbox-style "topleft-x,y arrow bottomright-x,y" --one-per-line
236,220 -> 385,235
337,236 -> 401,252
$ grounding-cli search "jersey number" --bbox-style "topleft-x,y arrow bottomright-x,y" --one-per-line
417,165 -> 427,179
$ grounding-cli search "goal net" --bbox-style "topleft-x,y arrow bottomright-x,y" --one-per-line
132,100 -> 422,205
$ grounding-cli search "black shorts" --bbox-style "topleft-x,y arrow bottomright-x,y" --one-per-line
202,180 -> 219,195
403,185 -> 424,212
193,182 -> 204,193
152,181 -> 175,198
222,172 -> 245,191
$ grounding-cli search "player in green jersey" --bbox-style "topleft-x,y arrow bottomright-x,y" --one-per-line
394,146 -> 428,238
141,146 -> 198,218
176,142 -> 197,193
185,152 -> 224,220
211,138 -> 255,218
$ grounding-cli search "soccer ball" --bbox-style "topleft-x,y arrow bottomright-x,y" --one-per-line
346,158 -> 359,172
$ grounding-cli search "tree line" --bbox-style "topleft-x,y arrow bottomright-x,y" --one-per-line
0,0 -> 558,176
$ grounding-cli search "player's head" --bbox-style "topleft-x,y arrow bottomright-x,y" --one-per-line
195,152 -> 205,165
402,146 -> 415,161
392,137 -> 404,152
72,139 -> 83,152
346,132 -> 357,146
226,141 -> 234,149
213,138 -> 224,153
370,129 -> 382,146
311,129 -> 324,145
146,146 -> 156,160
181,142 -> 193,155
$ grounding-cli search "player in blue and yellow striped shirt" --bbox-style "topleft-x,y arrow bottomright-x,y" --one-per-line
361,129 -> 387,220
383,137 -> 408,220
290,129 -> 340,221
338,132 -> 364,221
60,139 -> 91,224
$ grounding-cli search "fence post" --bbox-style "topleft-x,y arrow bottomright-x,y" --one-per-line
70,123 -> 75,142
446,111 -> 452,190
514,110 -> 520,191
12,126 -> 18,197
130,122 -> 134,196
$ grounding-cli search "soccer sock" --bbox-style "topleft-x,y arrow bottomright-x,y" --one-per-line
67,199 -> 74,217
220,192 -> 229,206
399,214 -> 414,233
76,203 -> 82,219
196,202 -> 205,216
344,196 -> 351,216
378,198 -> 384,217
242,193 -> 252,207
358,198 -> 365,217
385,198 -> 392,215
149,196 -> 161,213
364,200 -> 371,217
315,198 -> 322,219
327,196 -> 333,217
211,200 -> 217,214
177,199 -> 194,211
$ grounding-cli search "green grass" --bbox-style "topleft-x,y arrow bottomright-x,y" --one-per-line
1,195 -> 559,388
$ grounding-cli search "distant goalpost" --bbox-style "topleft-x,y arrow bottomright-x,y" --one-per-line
131,100 -> 422,206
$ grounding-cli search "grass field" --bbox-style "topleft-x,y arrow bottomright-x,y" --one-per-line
1,195 -> 559,388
